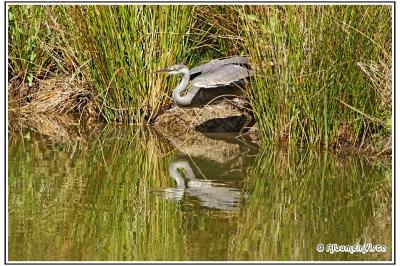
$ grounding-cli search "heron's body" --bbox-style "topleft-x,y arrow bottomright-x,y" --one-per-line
156,56 -> 253,107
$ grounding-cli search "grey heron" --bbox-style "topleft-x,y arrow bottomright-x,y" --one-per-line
155,56 -> 253,106
165,159 -> 242,210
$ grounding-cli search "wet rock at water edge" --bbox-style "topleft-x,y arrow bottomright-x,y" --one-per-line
153,99 -> 254,134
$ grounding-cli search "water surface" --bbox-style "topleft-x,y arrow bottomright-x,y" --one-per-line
8,118 -> 392,261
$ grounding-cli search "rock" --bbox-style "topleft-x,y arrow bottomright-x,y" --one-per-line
246,124 -> 261,143
153,99 -> 252,133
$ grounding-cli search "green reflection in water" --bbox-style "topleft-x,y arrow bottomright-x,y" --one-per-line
228,149 -> 391,261
8,124 -> 391,261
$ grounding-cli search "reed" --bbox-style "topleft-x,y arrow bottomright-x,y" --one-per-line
239,6 -> 391,147
70,5 -> 196,124
8,5 -> 392,148
8,5 -> 54,85
197,5 -> 391,147
8,5 -> 84,84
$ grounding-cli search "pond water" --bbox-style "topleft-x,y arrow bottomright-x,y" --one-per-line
8,118 -> 392,261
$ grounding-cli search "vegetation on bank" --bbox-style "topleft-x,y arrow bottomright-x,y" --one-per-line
7,5 -> 392,150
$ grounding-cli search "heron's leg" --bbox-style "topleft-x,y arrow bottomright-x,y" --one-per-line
239,112 -> 252,134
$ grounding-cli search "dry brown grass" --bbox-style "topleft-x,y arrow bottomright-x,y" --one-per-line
357,61 -> 392,111
9,77 -> 95,116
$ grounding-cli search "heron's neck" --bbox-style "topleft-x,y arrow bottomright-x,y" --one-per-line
172,69 -> 201,106
169,160 -> 197,189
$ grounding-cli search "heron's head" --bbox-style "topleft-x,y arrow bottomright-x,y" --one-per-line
154,64 -> 189,76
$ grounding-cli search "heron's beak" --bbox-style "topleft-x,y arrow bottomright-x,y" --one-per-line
153,68 -> 169,74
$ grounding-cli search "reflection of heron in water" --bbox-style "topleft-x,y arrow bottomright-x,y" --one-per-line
163,159 -> 243,211
155,56 -> 253,106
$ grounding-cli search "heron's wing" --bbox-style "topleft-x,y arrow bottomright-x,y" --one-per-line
189,56 -> 250,76
192,64 -> 253,88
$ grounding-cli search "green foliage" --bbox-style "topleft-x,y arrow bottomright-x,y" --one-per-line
8,5 -> 49,84
7,5 -> 392,147
72,6 -> 196,123
234,6 -> 391,147
8,5 -> 82,84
